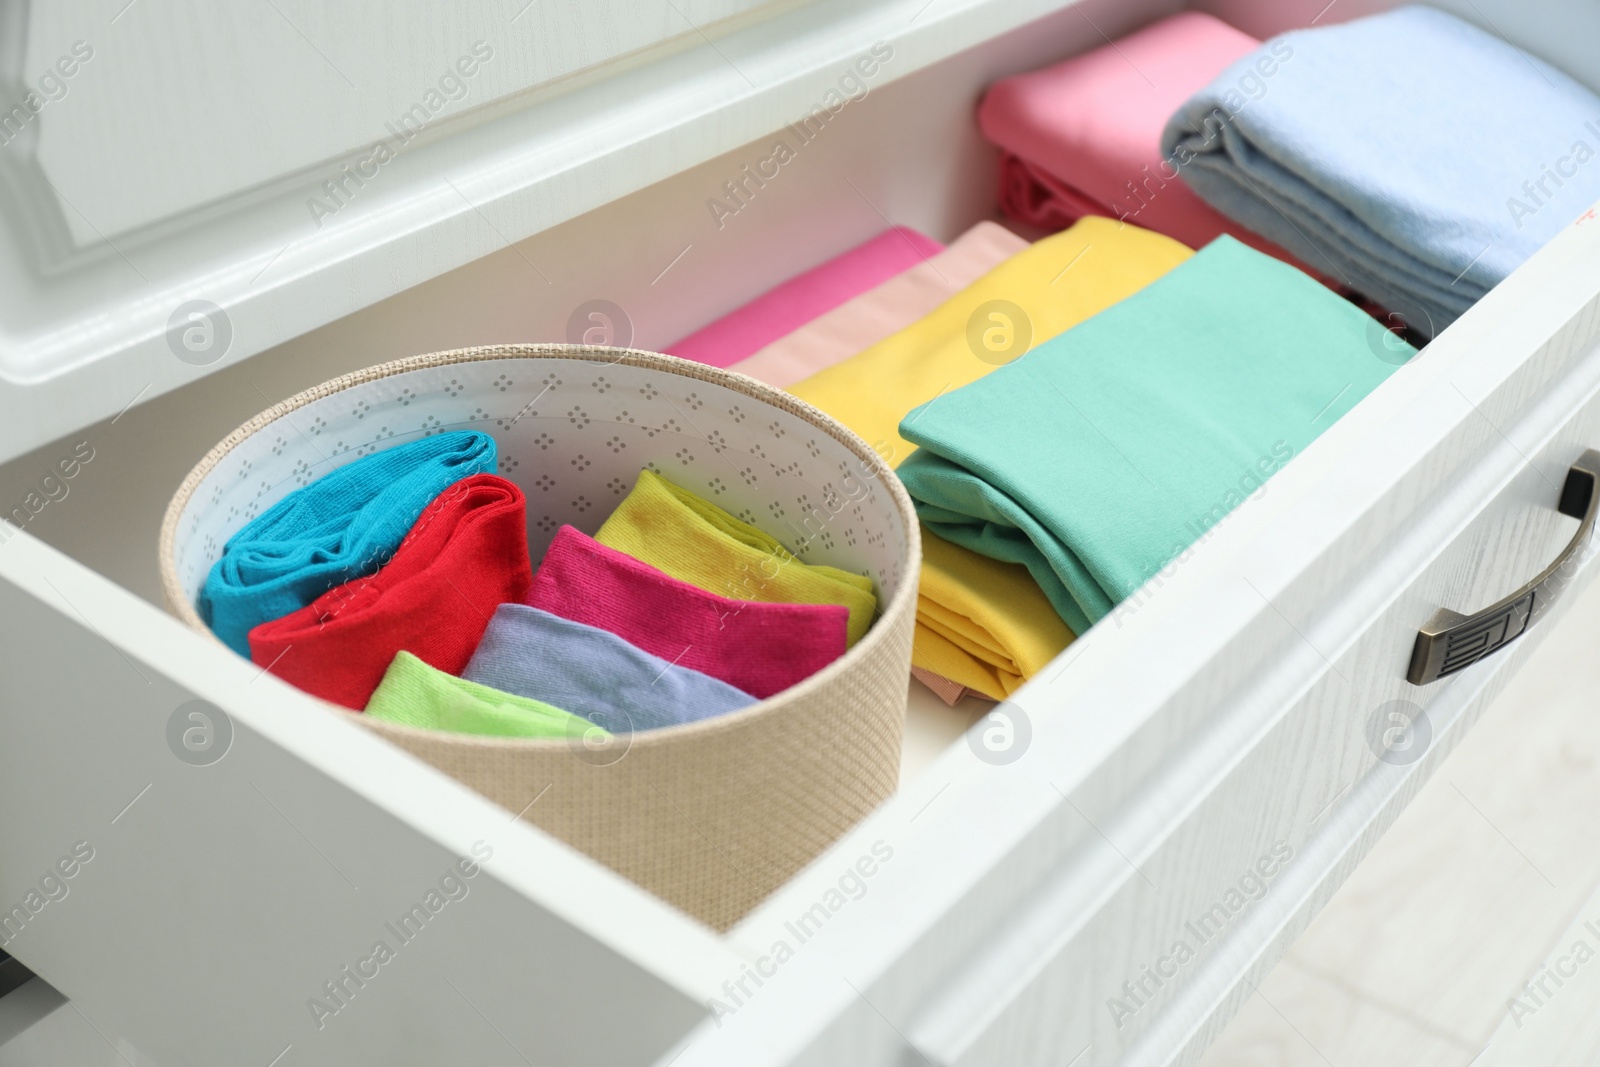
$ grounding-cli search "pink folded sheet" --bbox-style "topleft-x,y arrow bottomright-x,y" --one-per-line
978,12 -> 1299,260
728,221 -> 1029,388
663,226 -> 943,368
526,524 -> 850,700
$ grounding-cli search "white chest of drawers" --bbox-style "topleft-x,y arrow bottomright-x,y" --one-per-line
2,0 -> 1599,1064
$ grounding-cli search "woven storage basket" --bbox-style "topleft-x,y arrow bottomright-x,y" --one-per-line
159,344 -> 919,931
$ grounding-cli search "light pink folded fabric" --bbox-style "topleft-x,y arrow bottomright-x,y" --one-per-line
728,221 -> 1029,388
663,226 -> 943,368
911,666 -> 973,707
979,12 -> 1298,260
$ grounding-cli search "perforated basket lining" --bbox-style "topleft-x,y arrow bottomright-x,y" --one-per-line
171,356 -> 909,616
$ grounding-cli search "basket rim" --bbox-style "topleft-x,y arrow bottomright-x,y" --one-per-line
157,342 -> 922,750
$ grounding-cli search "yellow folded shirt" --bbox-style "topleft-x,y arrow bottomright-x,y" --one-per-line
788,217 -> 1193,699
788,216 -> 1194,463
595,469 -> 879,646
914,531 -> 1075,699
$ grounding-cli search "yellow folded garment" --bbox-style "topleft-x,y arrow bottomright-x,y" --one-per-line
788,215 -> 1193,463
788,216 -> 1193,698
914,531 -> 1075,699
595,470 -> 878,645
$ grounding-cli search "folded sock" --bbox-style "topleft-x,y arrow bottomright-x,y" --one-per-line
896,236 -> 1409,632
247,474 -> 532,709
594,470 -> 878,645
978,12 -> 1265,252
664,227 -> 944,368
1161,5 -> 1600,335
729,222 -> 1029,388
463,604 -> 756,733
365,651 -> 596,739
200,431 -> 496,655
786,216 -> 1191,694
527,525 -> 848,699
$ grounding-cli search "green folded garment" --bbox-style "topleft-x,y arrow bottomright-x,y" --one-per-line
896,236 -> 1409,632
364,651 -> 601,740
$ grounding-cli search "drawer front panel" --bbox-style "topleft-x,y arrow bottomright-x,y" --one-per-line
0,535 -> 727,1067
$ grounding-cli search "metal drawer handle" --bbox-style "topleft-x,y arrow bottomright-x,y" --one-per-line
1407,448 -> 1600,686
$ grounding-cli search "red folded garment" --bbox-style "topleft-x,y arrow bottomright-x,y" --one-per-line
527,525 -> 849,699
248,474 -> 533,709
662,226 -> 944,368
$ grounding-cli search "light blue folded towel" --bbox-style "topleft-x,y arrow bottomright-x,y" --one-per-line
1161,5 -> 1600,335
462,604 -> 757,733
199,431 -> 496,655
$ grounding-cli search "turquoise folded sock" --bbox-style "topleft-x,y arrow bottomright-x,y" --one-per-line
896,236 -> 1409,632
463,603 -> 757,733
199,432 -> 497,655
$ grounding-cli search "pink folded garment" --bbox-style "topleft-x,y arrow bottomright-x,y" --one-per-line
979,12 -> 1291,256
663,226 -> 944,368
527,525 -> 850,700
728,221 -> 1029,388
911,666 -> 974,707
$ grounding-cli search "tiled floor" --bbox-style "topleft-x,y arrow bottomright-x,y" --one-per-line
1198,571 -> 1600,1066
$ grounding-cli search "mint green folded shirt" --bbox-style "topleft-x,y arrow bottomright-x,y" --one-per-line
364,651 -> 600,741
896,236 -> 1410,632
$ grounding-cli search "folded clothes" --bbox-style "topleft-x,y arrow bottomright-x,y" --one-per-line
980,11 -> 1264,252
595,470 -> 878,645
788,215 -> 1191,463
200,432 -> 496,655
721,221 -> 1037,702
464,604 -> 756,733
729,222 -> 1029,388
897,236 -> 1409,633
664,227 -> 943,368
910,666 -> 972,706
786,216 -> 1189,696
365,651 -> 595,739
247,474 -> 532,709
1161,5 -> 1600,335
914,530 -> 1074,700
527,525 -> 848,699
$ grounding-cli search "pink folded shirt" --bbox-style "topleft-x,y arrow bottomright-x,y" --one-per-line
663,226 -> 943,368
728,221 -> 1029,388
527,525 -> 850,699
979,11 -> 1302,262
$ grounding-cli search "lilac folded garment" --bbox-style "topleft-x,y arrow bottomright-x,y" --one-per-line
663,227 -> 944,368
978,11 -> 1299,264
463,604 -> 756,734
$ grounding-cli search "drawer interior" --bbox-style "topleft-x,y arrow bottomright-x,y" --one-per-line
1,0 -> 1595,901
4,0 -> 1600,1062
3,0 -> 1594,788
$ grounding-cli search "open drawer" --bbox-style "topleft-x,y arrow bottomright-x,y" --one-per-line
3,0 -> 1600,1064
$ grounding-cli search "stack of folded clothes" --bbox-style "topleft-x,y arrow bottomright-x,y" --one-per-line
1161,5 -> 1600,334
201,443 -> 875,736
895,236 -> 1412,631
784,215 -> 1191,700
976,11 -> 1305,267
